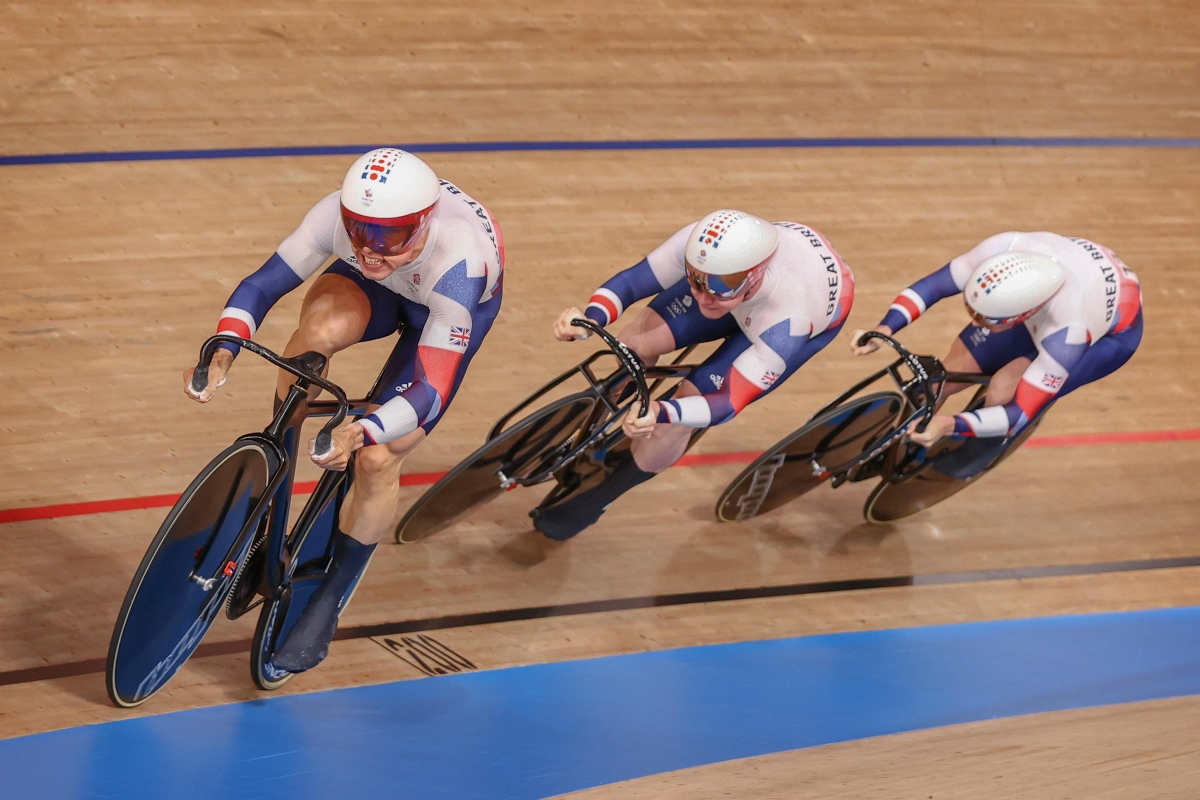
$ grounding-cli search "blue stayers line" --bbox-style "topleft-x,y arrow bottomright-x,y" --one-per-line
2,136 -> 1199,166
3,607 -> 1200,800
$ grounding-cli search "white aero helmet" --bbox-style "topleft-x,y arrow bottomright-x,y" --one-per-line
340,148 -> 441,255
684,210 -> 779,298
964,251 -> 1066,326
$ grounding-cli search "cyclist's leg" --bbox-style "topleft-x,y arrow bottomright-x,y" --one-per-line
946,310 -> 1143,415
939,314 -> 1141,481
620,277 -> 740,363
940,321 -> 1038,405
538,319 -> 848,539
275,290 -> 502,671
1053,310 -> 1144,399
275,260 -> 404,402
535,281 -> 737,539
636,313 -> 849,473
343,289 -> 503,544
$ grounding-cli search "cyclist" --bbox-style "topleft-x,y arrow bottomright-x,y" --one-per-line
542,210 -> 854,540
852,231 -> 1142,448
184,148 -> 505,672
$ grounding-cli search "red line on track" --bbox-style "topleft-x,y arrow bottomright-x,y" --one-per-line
3,429 -> 1197,525
0,471 -> 445,525
1021,429 -> 1200,448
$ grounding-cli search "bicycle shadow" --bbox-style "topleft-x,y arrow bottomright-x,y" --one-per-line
496,531 -> 566,568
678,481 -> 914,576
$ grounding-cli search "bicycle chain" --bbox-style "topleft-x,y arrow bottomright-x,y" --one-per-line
224,532 -> 267,618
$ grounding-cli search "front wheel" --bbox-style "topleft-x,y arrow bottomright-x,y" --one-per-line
715,392 -> 904,522
106,439 -> 278,707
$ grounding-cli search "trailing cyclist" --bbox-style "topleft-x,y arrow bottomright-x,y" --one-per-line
852,231 -> 1143,450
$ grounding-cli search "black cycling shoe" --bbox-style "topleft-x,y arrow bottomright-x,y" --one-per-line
531,450 -> 656,541
272,532 -> 376,673
272,594 -> 339,673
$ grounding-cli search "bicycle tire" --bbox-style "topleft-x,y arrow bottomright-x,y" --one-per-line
863,417 -> 1042,523
249,470 -> 356,690
106,439 -> 278,707
394,391 -> 600,543
715,392 -> 904,522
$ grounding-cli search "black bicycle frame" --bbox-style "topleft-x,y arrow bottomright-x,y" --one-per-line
512,361 -> 696,487
489,319 -> 703,487
820,333 -> 992,484
188,334 -> 368,596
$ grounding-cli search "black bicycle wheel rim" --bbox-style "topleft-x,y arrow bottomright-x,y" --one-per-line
106,440 -> 276,707
716,392 -> 904,522
395,392 -> 600,543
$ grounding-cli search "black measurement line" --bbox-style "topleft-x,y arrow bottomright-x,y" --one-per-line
6,555 -> 1199,688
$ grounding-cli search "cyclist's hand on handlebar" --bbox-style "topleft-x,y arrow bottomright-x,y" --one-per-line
553,307 -> 592,341
183,349 -> 234,403
622,401 -> 660,440
850,325 -> 894,356
907,413 -> 956,448
310,420 -> 365,471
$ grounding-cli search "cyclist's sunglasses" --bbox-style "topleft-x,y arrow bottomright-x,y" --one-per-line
685,262 -> 754,299
341,206 -> 434,256
963,295 -> 1044,329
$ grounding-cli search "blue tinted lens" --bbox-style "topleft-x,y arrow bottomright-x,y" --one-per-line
705,273 -> 747,297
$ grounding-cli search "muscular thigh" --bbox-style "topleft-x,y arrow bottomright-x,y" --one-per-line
315,259 -> 407,344
642,278 -> 740,353
289,272 -> 373,352
953,321 -> 1038,376
686,331 -> 754,395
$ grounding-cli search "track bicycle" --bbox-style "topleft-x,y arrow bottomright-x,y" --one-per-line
716,331 -> 1042,524
106,334 -> 379,707
394,318 -> 702,543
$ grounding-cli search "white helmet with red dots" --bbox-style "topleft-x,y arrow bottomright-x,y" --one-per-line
684,210 -> 779,298
964,251 -> 1066,326
340,148 -> 441,256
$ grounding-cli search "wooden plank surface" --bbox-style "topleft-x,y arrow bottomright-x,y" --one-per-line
0,2 -> 1198,796
554,695 -> 1200,799
2,0 -> 1198,156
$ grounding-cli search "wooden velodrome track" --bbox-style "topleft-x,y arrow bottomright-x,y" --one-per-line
2,0 -> 1199,795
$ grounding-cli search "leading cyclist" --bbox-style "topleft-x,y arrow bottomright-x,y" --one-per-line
852,231 -> 1143,448
184,148 -> 505,672
542,210 -> 854,540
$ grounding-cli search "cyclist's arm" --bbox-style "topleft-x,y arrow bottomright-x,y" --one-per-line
215,192 -> 338,356
952,323 -> 1089,437
878,232 -> 1021,333
357,259 -> 485,445
584,224 -> 691,327
656,319 -> 811,428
